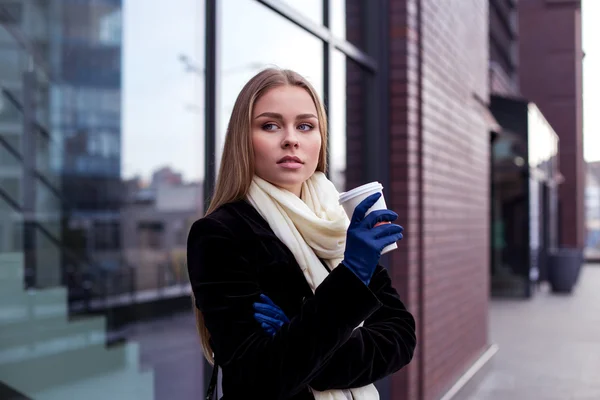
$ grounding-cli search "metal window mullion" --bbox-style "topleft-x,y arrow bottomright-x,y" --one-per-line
332,40 -> 377,72
323,0 -> 332,174
204,0 -> 218,213
22,69 -> 37,289
202,0 -> 218,392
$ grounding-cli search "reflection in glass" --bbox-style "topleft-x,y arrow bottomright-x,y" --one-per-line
279,0 -> 323,25
0,1 -> 205,398
331,52 -> 369,192
219,0 -> 324,169
330,50 -> 369,193
330,51 -> 347,192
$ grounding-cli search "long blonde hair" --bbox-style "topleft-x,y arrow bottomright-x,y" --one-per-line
193,68 -> 329,364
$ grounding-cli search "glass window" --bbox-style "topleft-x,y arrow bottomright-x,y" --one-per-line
490,132 -> 530,297
0,3 -> 24,25
0,46 -> 23,81
0,1 -> 206,399
0,87 -> 22,124
329,50 -> 347,192
329,50 -> 369,192
0,135 -> 20,169
0,176 -> 19,206
331,0 -> 364,50
218,0 -> 324,169
278,0 -> 323,25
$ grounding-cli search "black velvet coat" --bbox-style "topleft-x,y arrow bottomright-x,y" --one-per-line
187,200 -> 416,399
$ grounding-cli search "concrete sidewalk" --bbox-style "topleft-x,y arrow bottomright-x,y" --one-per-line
463,265 -> 600,400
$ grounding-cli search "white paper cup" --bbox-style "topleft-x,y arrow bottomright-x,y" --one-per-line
339,182 -> 398,254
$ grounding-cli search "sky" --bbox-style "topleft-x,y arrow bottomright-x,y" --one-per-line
583,0 -> 599,162
121,0 -> 205,182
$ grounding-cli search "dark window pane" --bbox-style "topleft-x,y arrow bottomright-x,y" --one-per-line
330,50 -> 370,192
330,50 -> 348,192
331,0 -> 364,50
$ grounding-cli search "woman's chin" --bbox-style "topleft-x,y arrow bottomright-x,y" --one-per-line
267,177 -> 306,194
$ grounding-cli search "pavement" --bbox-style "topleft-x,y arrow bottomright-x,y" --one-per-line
463,264 -> 600,400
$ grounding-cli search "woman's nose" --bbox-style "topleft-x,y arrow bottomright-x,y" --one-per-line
281,129 -> 299,148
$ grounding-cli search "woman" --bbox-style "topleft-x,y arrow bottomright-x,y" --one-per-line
187,68 -> 416,400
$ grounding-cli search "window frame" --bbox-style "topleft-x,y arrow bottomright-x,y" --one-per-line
203,0 -> 390,207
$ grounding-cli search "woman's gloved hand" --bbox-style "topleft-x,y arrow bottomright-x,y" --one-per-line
342,192 -> 404,285
253,294 -> 290,336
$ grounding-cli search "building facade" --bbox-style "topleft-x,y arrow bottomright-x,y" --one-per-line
383,2 -> 492,399
518,0 -> 586,250
487,0 -> 587,296
0,1 -> 495,399
489,0 -> 519,97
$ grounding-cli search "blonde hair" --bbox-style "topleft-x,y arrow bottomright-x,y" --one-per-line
193,68 -> 329,364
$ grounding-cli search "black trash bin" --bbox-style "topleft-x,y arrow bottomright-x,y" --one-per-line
547,248 -> 583,294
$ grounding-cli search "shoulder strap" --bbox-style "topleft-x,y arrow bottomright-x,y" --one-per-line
205,363 -> 219,400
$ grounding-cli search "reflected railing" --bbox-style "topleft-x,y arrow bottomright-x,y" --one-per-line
1,83 -> 191,323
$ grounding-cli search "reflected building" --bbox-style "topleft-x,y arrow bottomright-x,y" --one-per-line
0,2 -> 151,399
0,1 -> 60,289
121,167 -> 202,296
53,0 -> 124,291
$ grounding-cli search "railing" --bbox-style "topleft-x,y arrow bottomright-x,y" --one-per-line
1,74 -> 191,324
0,84 -> 141,315
0,184 -> 137,309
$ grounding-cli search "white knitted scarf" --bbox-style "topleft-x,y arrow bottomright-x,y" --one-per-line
247,172 -> 379,400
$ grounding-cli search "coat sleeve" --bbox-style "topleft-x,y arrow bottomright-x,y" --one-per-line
187,216 -> 383,399
308,265 -> 417,391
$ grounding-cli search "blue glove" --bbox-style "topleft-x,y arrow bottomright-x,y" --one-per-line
253,294 -> 290,336
342,192 -> 404,285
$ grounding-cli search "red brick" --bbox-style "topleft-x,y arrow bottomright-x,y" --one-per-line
382,0 -> 492,399
518,0 -> 585,248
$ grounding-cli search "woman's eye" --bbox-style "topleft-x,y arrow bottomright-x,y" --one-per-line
262,123 -> 279,131
297,123 -> 313,131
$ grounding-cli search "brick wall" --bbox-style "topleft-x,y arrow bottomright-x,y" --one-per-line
344,0 -> 491,398
387,0 -> 491,399
518,0 -> 585,249
420,1 -> 490,398
387,1 -> 422,398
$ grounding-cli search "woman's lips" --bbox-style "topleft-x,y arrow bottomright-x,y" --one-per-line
277,156 -> 303,169
278,161 -> 303,169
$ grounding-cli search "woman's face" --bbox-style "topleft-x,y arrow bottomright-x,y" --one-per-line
252,85 -> 322,197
